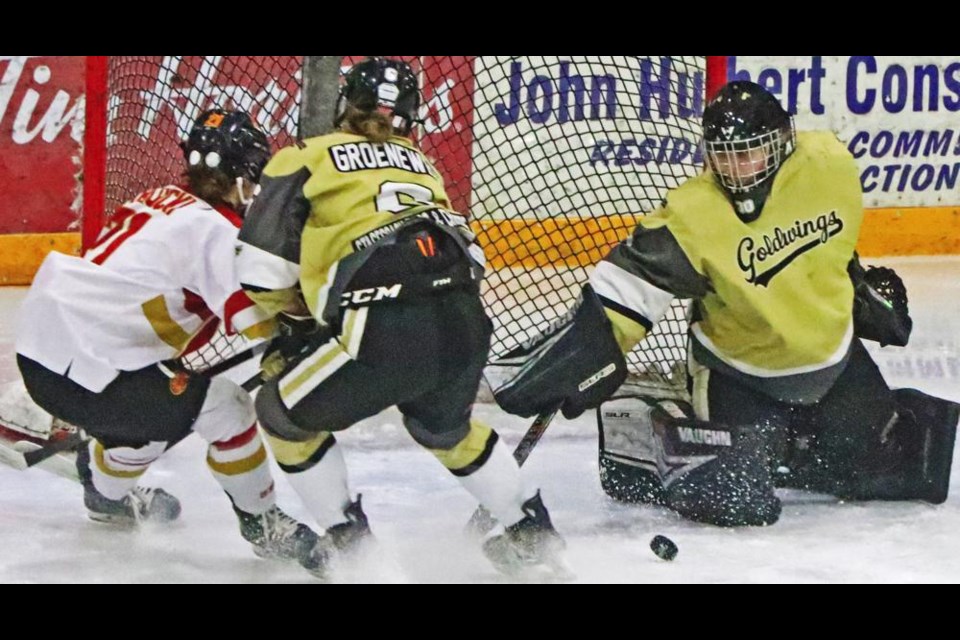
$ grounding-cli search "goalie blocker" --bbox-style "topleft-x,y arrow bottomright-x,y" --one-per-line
492,285 -> 627,420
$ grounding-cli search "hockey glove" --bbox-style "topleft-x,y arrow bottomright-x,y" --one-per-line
849,254 -> 912,347
260,313 -> 326,381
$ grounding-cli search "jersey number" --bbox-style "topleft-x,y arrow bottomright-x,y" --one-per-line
376,181 -> 435,214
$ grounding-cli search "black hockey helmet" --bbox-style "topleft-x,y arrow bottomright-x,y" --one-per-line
181,109 -> 271,183
702,81 -> 795,220
335,57 -> 422,135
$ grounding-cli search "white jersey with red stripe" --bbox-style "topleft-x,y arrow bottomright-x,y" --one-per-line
16,185 -> 274,393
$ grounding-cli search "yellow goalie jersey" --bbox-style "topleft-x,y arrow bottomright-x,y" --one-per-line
236,131 -> 468,322
589,131 -> 864,402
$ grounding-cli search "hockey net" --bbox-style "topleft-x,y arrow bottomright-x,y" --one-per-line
85,56 -> 716,388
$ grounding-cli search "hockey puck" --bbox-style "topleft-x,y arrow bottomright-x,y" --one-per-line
650,535 -> 678,561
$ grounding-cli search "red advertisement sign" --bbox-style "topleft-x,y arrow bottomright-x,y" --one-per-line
0,56 -> 84,233
341,56 -> 476,213
3,56 -> 477,239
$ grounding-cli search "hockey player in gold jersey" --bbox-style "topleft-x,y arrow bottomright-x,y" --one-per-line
236,57 -> 564,576
495,81 -> 959,527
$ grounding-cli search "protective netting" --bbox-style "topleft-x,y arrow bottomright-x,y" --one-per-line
102,57 -> 304,371
99,56 -> 705,383
458,57 -> 702,384
103,56 -> 302,212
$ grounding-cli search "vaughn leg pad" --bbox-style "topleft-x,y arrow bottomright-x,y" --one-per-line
597,396 -> 664,504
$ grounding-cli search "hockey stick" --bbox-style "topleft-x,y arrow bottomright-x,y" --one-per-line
466,406 -> 560,534
1,341 -> 271,474
241,371 -> 266,392
20,430 -> 86,467
198,340 -> 268,377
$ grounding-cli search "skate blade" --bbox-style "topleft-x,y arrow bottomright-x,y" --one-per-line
251,543 -> 333,581
490,553 -> 576,582
87,511 -> 139,527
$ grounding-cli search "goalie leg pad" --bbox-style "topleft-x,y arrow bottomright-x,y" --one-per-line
897,389 -> 959,504
646,399 -> 781,527
597,397 -> 665,505
493,284 -> 627,419
662,421 -> 782,527
836,389 -> 959,504
597,395 -> 781,526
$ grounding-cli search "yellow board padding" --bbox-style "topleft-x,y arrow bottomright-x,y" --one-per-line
857,207 -> 960,256
468,206 -> 960,265
0,232 -> 80,285
471,214 -> 639,270
1,208 -> 958,286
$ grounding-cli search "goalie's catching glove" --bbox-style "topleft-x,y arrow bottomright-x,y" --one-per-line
849,254 -> 912,347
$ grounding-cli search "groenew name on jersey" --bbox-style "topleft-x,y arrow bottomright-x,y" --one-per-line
329,141 -> 431,175
737,210 -> 844,286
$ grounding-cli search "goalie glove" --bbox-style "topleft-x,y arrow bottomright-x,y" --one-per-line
491,284 -> 627,420
849,254 -> 912,347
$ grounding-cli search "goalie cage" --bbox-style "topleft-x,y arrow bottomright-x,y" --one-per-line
83,56 -> 727,394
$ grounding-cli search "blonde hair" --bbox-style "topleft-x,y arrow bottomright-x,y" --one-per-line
340,105 -> 395,144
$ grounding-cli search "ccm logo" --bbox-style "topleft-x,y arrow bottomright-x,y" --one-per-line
341,284 -> 402,306
578,362 -> 616,392
432,277 -> 452,287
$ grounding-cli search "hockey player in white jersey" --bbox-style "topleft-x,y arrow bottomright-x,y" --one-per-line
16,109 -> 328,576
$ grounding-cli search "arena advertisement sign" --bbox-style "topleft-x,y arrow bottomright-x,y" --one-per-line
727,55 -> 960,255
0,56 -> 84,234
727,55 -> 960,209
470,56 -> 706,222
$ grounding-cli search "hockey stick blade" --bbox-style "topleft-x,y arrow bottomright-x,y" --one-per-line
466,407 -> 560,535
21,430 -> 86,467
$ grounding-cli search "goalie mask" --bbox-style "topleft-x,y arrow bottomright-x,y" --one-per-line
335,57 -> 422,136
702,81 -> 795,222
182,109 -> 271,185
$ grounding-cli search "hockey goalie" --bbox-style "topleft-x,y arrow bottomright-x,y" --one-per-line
492,80 -> 960,527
